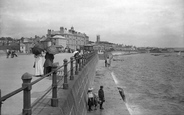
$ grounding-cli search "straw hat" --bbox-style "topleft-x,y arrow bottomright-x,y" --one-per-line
88,87 -> 94,91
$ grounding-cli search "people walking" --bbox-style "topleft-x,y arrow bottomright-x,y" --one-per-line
43,52 -> 54,75
98,86 -> 105,110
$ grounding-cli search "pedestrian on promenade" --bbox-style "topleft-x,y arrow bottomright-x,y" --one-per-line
34,51 -> 44,77
106,57 -> 110,67
43,52 -> 54,75
87,87 -> 94,111
98,86 -> 105,110
105,58 -> 107,67
74,49 -> 80,64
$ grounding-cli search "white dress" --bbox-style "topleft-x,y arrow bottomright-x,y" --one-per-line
34,54 -> 44,76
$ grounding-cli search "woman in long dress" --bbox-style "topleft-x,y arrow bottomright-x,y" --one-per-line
34,51 -> 44,76
43,52 -> 54,75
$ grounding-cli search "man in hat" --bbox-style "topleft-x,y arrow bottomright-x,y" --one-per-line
98,86 -> 105,110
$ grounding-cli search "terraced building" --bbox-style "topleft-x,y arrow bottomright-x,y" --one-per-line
47,27 -> 89,50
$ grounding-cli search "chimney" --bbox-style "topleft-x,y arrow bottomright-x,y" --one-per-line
60,27 -> 64,33
47,29 -> 52,37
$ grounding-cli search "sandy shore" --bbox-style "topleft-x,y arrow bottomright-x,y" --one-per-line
87,60 -> 130,115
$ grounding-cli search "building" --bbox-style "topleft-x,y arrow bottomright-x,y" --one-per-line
40,36 -> 52,50
93,35 -> 113,52
20,38 -> 34,53
47,27 -> 89,50
51,35 -> 67,48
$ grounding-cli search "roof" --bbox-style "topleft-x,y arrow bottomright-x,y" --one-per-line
40,37 -> 50,42
54,45 -> 64,48
23,38 -> 33,43
52,35 -> 66,39
51,31 -> 61,35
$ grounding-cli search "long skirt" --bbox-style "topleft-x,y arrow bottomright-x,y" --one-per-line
34,56 -> 44,76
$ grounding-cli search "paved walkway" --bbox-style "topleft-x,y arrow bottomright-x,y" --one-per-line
0,53 -> 73,115
87,60 -> 130,115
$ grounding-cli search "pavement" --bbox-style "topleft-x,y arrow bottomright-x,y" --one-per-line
27,56 -> 130,115
87,60 -> 130,115
1,53 -> 130,115
0,53 -> 73,115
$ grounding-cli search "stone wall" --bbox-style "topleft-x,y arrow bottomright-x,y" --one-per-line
60,53 -> 98,115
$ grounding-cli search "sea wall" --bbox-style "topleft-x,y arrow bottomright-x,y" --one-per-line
59,53 -> 99,115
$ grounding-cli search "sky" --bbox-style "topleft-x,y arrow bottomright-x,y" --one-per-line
0,0 -> 184,47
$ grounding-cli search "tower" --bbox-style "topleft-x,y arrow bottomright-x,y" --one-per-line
96,35 -> 100,43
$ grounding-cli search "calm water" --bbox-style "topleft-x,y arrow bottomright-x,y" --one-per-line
111,53 -> 184,115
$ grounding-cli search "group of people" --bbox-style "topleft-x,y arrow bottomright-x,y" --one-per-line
34,48 -> 82,77
6,49 -> 18,58
33,50 -> 54,77
87,86 -> 105,111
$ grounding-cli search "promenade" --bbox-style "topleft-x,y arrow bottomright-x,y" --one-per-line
0,53 -> 73,115
87,60 -> 130,115
1,53 -> 130,115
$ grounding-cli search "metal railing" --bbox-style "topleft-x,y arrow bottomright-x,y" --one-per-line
0,51 -> 96,115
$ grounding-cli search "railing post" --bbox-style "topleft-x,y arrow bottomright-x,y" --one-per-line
63,59 -> 68,89
0,89 -> 1,115
82,54 -> 85,66
86,53 -> 89,63
81,55 -> 83,67
21,73 -> 32,115
51,63 -> 58,107
85,53 -> 87,64
70,57 -> 74,80
75,57 -> 78,75
79,55 -> 82,71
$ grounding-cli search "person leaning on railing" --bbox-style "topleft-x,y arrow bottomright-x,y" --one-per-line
74,49 -> 80,64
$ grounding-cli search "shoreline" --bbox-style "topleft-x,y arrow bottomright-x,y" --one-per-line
109,52 -> 184,115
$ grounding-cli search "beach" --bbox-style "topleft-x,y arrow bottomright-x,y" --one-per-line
110,53 -> 184,115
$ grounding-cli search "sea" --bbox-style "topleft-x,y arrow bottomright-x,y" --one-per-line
110,52 -> 184,115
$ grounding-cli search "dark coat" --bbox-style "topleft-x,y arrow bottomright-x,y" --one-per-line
43,53 -> 54,67
98,89 -> 104,100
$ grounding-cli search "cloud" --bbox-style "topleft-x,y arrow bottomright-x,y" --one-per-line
0,0 -> 184,47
